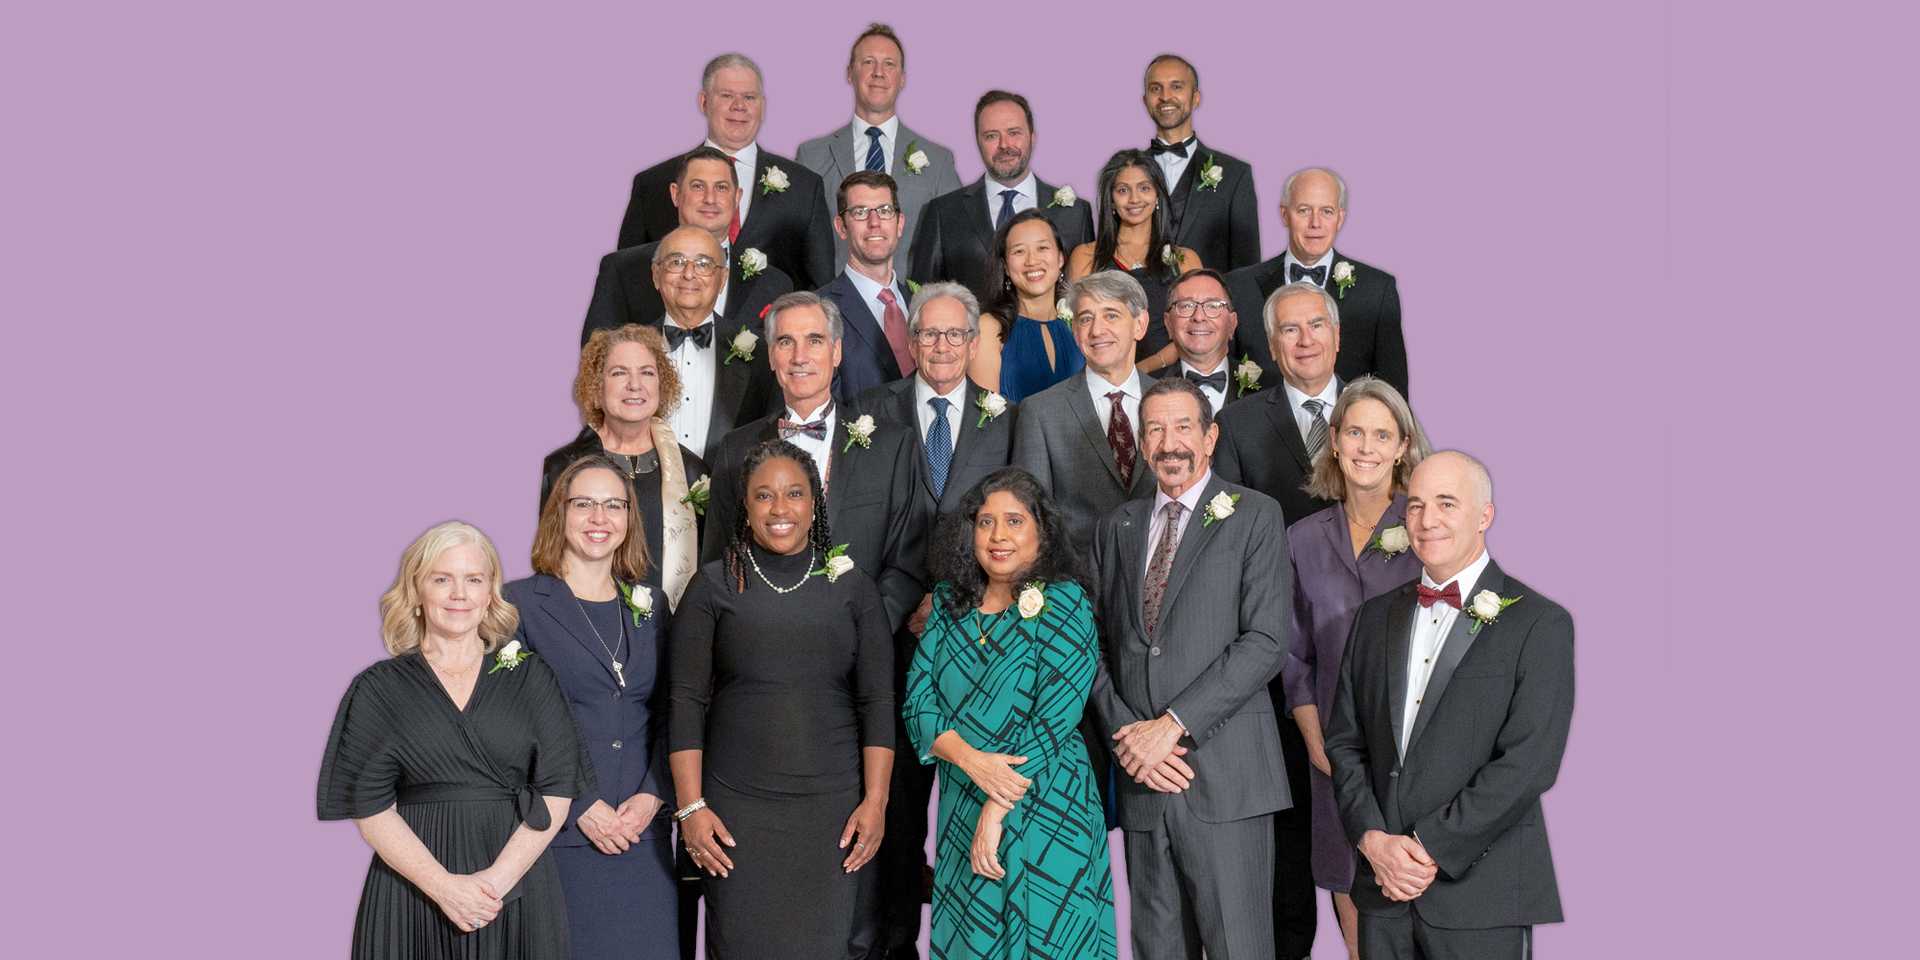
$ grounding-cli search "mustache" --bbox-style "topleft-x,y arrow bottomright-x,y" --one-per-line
1153,450 -> 1194,464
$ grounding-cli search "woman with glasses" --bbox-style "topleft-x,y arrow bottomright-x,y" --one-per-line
971,209 -> 1084,403
505,456 -> 680,959
1067,149 -> 1201,376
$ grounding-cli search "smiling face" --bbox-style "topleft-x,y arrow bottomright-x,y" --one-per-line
668,157 -> 738,239
600,339 -> 661,428
1003,218 -> 1062,300
1140,389 -> 1217,496
1405,453 -> 1494,583
651,227 -> 725,322
1283,169 -> 1346,262
769,303 -> 842,413
976,100 -> 1032,185
974,489 -> 1040,587
699,65 -> 764,152
1110,163 -> 1158,227
910,295 -> 976,395
563,467 -> 631,567
418,542 -> 494,640
1142,59 -> 1200,136
746,455 -> 814,555
1332,397 -> 1408,497
833,182 -> 903,269
847,33 -> 904,118
1269,291 -> 1340,393
1165,273 -> 1237,367
1072,291 -> 1149,381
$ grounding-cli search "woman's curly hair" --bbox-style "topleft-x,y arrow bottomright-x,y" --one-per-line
723,440 -> 833,593
930,466 -> 1086,617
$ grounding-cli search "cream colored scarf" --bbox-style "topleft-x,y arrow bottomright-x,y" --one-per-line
650,418 -> 699,611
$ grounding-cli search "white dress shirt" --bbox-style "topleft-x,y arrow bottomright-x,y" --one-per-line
1178,358 -> 1229,413
781,400 -> 837,489
1401,549 -> 1493,755
913,376 -> 966,445
666,311 -> 721,456
844,266 -> 907,346
1282,378 -> 1340,448
983,172 -> 1038,226
1085,367 -> 1143,437
704,139 -> 758,224
714,242 -> 731,317
1282,248 -> 1337,287
849,114 -> 901,174
1152,136 -> 1197,192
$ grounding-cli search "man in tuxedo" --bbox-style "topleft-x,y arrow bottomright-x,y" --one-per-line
1227,167 -> 1409,397
700,291 -> 927,634
1089,375 -> 1292,960
853,281 -> 1015,960
909,90 -> 1094,305
1324,451 -> 1574,959
819,171 -> 916,402
617,53 -> 836,288
797,23 -> 962,277
1137,54 -> 1261,271
582,146 -> 794,347
1164,268 -> 1253,413
635,226 -> 781,464
1011,270 -> 1157,559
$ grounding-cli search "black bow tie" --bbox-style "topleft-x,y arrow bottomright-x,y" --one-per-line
1149,138 -> 1194,158
1289,263 -> 1327,286
664,322 -> 714,351
1183,369 -> 1226,392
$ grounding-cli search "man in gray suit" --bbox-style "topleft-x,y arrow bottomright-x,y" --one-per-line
1010,270 -> 1158,558
1090,375 -> 1293,960
796,23 -> 962,280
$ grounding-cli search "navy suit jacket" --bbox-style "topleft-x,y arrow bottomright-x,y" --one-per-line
503,574 -> 672,846
819,270 -> 912,403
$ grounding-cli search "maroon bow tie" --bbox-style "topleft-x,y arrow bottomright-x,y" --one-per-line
1417,582 -> 1461,609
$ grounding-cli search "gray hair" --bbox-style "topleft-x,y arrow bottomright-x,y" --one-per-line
1067,269 -> 1149,319
1262,280 -> 1340,341
907,281 -> 980,335
1423,449 -> 1495,505
701,53 -> 764,92
1303,376 -> 1432,500
763,290 -> 843,343
1281,166 -> 1349,211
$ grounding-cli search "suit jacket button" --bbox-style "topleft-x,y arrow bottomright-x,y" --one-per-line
1149,646 -> 1161,656
611,739 -> 623,750
1389,770 -> 1399,778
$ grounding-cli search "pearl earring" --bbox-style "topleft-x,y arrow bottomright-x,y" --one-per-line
413,606 -> 422,618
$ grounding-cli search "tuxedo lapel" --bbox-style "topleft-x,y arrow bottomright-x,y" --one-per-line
1385,583 -> 1415,761
893,380 -> 939,504
710,336 -> 752,443
1065,374 -> 1126,489
951,381 -> 984,466
1406,562 -> 1505,757
1119,500 -> 1152,643
961,179 -> 995,264
536,577 -> 621,687
1263,389 -> 1313,471
1155,476 -> 1225,622
740,152 -> 775,240
825,416 -> 849,521
821,128 -> 851,198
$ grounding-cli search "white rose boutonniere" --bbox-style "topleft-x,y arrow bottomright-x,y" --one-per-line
1197,154 -> 1224,192
1466,590 -> 1522,635
842,413 -> 876,452
1370,524 -> 1411,558
1161,244 -> 1184,272
738,247 -> 767,280
1049,185 -> 1076,208
1201,491 -> 1241,527
1017,581 -> 1048,620
488,639 -> 531,674
811,543 -> 854,583
724,328 -> 758,365
680,475 -> 711,515
759,165 -> 790,195
1056,297 -> 1074,322
975,390 -> 1008,428
903,141 -> 929,175
1233,354 -> 1263,396
1331,260 -> 1355,300
617,581 -> 654,625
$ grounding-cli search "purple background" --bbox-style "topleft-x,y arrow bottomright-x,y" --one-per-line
11,0 -> 1910,955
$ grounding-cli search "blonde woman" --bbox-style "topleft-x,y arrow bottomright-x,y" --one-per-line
318,521 -> 592,959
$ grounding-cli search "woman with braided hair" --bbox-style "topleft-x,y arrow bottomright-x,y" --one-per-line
665,440 -> 895,958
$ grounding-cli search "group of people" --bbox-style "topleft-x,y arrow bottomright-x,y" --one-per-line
319,24 -> 1575,960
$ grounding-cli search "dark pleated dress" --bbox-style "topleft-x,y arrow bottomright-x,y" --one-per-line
997,315 -> 1085,404
318,652 -> 593,960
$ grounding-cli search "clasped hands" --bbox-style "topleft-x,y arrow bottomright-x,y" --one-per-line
430,868 -> 509,934
575,793 -> 662,856
1111,714 -> 1195,793
1359,830 -> 1439,901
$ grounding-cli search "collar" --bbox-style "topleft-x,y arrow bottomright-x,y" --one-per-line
843,265 -> 899,304
1085,366 -> 1142,401
1153,134 -> 1198,150
783,397 -> 836,424
988,171 -> 1038,202
1284,248 -> 1336,274
1421,548 -> 1492,599
666,309 -> 722,333
1180,357 -> 1229,378
1282,376 -> 1340,412
704,139 -> 758,168
914,375 -> 968,410
850,114 -> 900,144
1153,467 -> 1213,519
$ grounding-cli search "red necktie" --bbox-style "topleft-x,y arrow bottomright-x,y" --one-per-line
1417,582 -> 1461,609
1106,391 -> 1135,489
876,288 -> 914,377
724,153 -> 742,244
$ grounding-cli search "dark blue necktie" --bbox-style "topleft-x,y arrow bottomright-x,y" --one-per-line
1290,263 -> 1328,286
864,126 -> 885,173
995,189 -> 1019,230
926,397 -> 953,497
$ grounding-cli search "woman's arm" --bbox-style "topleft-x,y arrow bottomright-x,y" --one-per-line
476,795 -> 571,894
970,314 -> 1006,392
355,808 -> 501,932
1066,243 -> 1095,282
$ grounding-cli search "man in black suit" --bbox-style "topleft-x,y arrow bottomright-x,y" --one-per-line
616,53 -> 836,289
1325,451 -> 1574,959
820,170 -> 916,403
1165,268 -> 1257,414
854,281 -> 1014,959
583,146 -> 794,347
1138,54 -> 1261,271
909,90 -> 1094,305
1228,166 -> 1409,397
700,291 -> 927,634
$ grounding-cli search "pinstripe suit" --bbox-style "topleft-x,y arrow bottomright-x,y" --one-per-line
1089,472 -> 1293,960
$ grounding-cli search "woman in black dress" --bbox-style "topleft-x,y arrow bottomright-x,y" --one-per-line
543,323 -> 706,610
318,521 -> 591,959
506,456 -> 678,960
1066,149 -> 1203,375
667,440 -> 895,958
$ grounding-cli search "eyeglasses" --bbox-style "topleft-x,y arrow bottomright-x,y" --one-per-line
1167,298 -> 1232,318
657,254 -> 723,277
841,203 -> 899,221
913,328 -> 974,347
566,497 -> 631,514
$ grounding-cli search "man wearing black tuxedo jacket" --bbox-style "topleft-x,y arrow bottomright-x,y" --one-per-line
583,146 -> 794,348
1228,167 -> 1409,398
616,53 -> 836,289
1325,451 -> 1573,959
1137,54 -> 1261,271
700,291 -> 928,635
820,170 -> 916,404
1165,268 -> 1257,414
909,89 -> 1094,306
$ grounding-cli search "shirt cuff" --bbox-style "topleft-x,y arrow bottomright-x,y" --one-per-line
1165,709 -> 1188,734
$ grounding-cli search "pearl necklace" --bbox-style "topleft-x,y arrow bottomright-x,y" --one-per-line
748,546 -> 816,594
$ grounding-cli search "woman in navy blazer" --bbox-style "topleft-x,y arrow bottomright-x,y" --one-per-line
1280,377 -> 1430,959
505,454 -> 677,960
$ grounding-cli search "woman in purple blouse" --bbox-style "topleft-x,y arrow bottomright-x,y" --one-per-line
1281,376 -> 1431,959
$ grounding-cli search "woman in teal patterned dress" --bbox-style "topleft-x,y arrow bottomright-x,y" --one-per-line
904,467 -> 1117,960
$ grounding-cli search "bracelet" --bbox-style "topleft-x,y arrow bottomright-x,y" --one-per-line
672,798 -> 708,823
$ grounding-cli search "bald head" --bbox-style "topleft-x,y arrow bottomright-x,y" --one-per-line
652,226 -> 726,326
1406,450 -> 1496,582
1281,167 -> 1348,263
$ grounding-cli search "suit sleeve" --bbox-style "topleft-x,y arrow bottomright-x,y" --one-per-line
803,176 -> 836,289
872,436 -> 930,633
638,598 -> 673,801
1280,556 -> 1315,713
850,577 -> 896,751
909,200 -> 943,285
1411,607 -> 1575,879
1325,608 -> 1388,842
1226,167 -> 1261,270
581,253 -> 622,347
617,175 -> 649,251
1164,503 -> 1291,741
1085,519 -> 1141,737
1010,400 -> 1052,495
902,589 -> 949,764
1071,201 -> 1096,251
1212,423 -> 1244,485
667,572 -> 719,752
1375,276 -> 1408,399
700,444 -> 741,565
